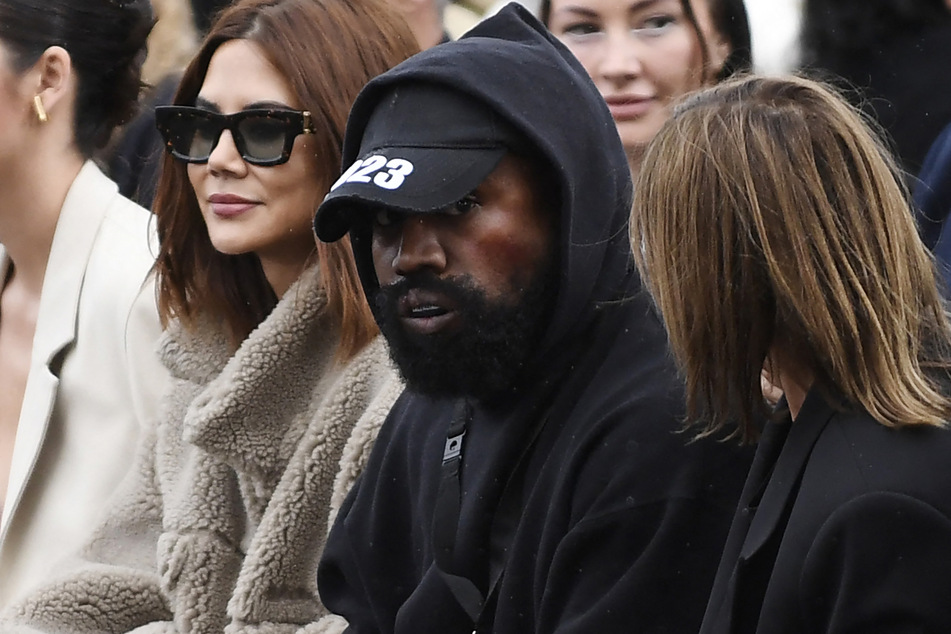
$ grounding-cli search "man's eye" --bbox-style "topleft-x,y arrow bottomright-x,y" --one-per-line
448,195 -> 479,215
374,208 -> 397,227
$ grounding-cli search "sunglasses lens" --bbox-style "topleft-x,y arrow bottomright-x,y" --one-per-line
237,115 -> 291,163
160,113 -> 219,162
187,118 -> 221,160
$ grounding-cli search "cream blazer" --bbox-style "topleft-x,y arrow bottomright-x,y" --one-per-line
0,162 -> 167,607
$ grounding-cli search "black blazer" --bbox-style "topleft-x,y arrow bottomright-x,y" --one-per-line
701,388 -> 951,633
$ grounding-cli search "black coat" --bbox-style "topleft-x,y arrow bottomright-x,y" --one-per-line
319,289 -> 753,633
701,389 -> 951,633
317,5 -> 753,632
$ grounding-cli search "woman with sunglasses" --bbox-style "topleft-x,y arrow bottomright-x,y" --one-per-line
542,0 -> 751,178
0,0 -> 168,608
4,0 -> 417,631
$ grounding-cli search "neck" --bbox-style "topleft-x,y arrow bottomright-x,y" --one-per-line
407,8 -> 444,49
775,364 -> 814,421
626,147 -> 644,184
258,250 -> 314,300
0,149 -> 85,292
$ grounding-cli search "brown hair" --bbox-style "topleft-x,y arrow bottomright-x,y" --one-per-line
631,74 -> 951,441
152,0 -> 418,359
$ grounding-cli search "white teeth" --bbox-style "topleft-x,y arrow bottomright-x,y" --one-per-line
410,304 -> 447,318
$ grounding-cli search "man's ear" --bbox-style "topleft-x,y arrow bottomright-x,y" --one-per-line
32,46 -> 73,116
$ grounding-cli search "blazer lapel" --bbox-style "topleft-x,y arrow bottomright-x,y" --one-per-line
739,392 -> 835,560
0,162 -> 113,537
702,391 -> 837,633
701,413 -> 791,633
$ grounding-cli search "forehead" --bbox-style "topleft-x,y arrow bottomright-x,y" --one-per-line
198,39 -> 298,110
549,0 -> 686,15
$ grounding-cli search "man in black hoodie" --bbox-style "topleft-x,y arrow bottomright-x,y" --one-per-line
313,5 -> 752,632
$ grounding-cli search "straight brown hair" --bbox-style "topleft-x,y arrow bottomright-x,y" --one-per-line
631,75 -> 951,441
152,0 -> 418,359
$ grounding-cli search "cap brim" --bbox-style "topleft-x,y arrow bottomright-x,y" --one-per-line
315,146 -> 506,242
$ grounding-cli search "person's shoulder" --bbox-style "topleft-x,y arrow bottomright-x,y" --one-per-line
811,409 -> 951,510
79,162 -> 158,274
99,191 -> 155,249
328,336 -> 406,427
85,202 -> 156,303
339,336 -> 402,387
563,298 -> 685,436
826,408 -> 951,460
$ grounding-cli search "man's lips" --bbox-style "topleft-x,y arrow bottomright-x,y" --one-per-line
397,288 -> 460,335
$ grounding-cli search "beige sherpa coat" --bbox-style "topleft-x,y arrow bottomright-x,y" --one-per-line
4,266 -> 403,633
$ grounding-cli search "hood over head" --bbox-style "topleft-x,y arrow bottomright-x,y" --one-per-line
314,2 -> 635,364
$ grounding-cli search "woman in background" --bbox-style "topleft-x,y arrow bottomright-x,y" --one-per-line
632,74 -> 951,632
542,0 -> 751,176
5,0 -> 416,631
0,0 -> 166,607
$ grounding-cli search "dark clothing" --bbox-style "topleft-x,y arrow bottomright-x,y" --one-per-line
190,0 -> 232,35
914,121 -> 951,288
320,292 -> 752,633
317,5 -> 752,632
804,18 -> 951,180
107,74 -> 179,209
701,389 -> 951,633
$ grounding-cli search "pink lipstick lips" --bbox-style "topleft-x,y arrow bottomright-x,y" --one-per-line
604,95 -> 655,121
208,193 -> 258,217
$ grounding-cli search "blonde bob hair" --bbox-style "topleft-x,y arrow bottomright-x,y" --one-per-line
631,74 -> 951,442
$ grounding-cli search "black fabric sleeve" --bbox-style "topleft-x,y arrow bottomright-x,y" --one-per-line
800,491 -> 951,633
536,498 -> 736,633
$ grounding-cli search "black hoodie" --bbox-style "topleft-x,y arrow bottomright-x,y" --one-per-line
317,5 -> 752,632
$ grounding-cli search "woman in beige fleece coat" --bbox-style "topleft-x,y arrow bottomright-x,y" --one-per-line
3,0 -> 418,631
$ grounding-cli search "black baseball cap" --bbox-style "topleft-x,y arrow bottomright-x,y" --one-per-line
314,82 -> 527,242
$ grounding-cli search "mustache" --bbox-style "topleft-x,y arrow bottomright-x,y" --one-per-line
372,273 -> 482,313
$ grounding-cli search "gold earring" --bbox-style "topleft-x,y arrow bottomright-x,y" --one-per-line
33,95 -> 48,123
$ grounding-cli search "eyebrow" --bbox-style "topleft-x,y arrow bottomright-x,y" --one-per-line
193,96 -> 297,112
556,0 -> 668,17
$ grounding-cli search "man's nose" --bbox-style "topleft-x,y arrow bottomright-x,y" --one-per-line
392,216 -> 447,276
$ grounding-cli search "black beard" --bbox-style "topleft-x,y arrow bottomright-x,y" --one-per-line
371,263 -> 557,403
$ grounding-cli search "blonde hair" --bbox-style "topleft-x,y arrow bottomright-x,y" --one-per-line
631,74 -> 951,441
